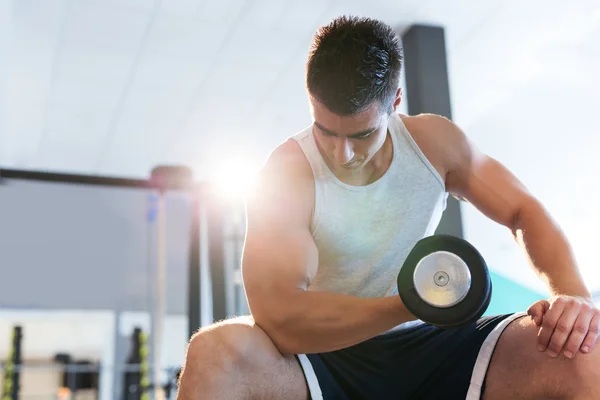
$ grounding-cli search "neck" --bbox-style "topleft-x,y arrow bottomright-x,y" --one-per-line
369,133 -> 394,172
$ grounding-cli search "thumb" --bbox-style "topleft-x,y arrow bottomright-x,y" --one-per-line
527,300 -> 549,326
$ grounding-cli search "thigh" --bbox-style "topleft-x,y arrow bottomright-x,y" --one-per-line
483,315 -> 577,400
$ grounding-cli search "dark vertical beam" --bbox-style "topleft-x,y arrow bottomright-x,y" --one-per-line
187,190 -> 201,338
401,24 -> 464,238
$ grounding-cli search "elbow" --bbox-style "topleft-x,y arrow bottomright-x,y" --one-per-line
509,204 -> 525,236
256,319 -> 299,355
250,299 -> 300,355
510,196 -> 546,235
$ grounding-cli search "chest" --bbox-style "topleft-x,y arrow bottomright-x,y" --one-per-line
312,178 -> 446,263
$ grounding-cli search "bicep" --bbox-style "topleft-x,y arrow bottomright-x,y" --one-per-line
242,205 -> 319,327
242,226 -> 318,304
241,142 -> 318,322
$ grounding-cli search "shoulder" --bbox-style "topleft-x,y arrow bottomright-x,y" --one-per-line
399,113 -> 472,180
257,138 -> 315,190
246,138 -> 315,228
400,113 -> 466,146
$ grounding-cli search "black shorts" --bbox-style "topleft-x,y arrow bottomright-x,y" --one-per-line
296,312 -> 526,400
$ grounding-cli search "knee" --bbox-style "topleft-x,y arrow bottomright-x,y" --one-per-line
184,316 -> 274,376
186,317 -> 250,371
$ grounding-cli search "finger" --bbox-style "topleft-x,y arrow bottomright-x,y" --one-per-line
546,301 -> 580,357
562,304 -> 593,358
527,300 -> 549,326
537,298 -> 567,352
581,311 -> 600,354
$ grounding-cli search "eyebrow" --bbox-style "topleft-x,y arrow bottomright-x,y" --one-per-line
314,122 -> 378,139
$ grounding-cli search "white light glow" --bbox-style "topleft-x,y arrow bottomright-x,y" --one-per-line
211,156 -> 260,202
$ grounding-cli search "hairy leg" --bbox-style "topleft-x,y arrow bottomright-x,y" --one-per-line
483,315 -> 600,399
177,316 -> 309,400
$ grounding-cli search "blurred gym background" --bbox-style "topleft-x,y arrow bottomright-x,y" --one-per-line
1,0 -> 599,398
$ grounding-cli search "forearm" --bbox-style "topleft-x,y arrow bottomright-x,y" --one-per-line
514,199 -> 591,299
256,290 -> 413,355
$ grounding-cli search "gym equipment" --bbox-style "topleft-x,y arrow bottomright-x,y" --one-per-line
54,354 -> 100,394
122,327 -> 150,400
2,326 -> 22,400
397,235 -> 492,328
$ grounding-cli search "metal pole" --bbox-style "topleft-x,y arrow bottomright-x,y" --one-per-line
154,191 -> 166,399
187,189 -> 201,338
149,164 -> 194,396
207,189 -> 226,322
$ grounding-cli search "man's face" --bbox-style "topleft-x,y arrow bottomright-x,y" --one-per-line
310,99 -> 391,175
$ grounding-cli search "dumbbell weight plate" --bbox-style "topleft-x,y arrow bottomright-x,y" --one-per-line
397,235 -> 492,329
413,250 -> 472,308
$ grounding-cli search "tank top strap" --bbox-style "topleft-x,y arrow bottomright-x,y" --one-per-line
292,126 -> 329,182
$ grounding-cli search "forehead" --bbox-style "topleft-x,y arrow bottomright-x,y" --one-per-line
310,98 -> 384,135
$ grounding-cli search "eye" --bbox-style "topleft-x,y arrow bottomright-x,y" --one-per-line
354,133 -> 372,140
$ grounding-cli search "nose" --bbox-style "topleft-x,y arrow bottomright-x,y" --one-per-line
333,138 -> 354,165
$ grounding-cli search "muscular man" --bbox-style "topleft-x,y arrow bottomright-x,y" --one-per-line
178,16 -> 600,399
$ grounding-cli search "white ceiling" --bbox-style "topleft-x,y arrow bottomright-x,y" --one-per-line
1,0 -> 543,178
2,0 -> 600,294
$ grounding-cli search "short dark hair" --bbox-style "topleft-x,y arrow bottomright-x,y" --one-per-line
306,15 -> 403,116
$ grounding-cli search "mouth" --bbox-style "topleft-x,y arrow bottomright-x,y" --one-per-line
341,160 -> 361,169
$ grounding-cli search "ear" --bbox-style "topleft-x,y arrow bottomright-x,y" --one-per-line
392,88 -> 402,111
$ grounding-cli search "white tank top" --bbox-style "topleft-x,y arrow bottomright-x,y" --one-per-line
292,113 -> 448,298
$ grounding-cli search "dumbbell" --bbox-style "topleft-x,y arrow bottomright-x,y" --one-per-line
397,235 -> 492,329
